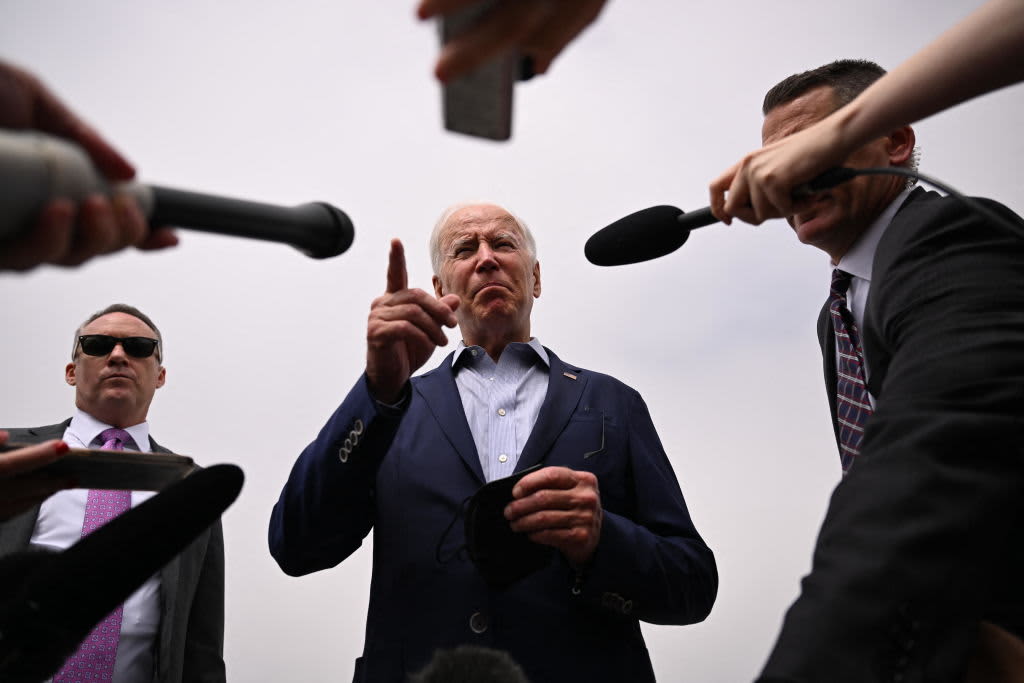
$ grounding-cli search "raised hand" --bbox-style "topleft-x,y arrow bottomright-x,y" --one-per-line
365,239 -> 460,404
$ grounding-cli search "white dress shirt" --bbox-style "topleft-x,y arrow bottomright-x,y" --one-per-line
833,186 -> 915,406
31,408 -> 161,683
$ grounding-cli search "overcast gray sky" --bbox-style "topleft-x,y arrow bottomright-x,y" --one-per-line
2,1 -> 1022,680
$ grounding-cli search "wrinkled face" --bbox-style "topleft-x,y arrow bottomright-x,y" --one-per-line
762,86 -> 905,262
66,312 -> 166,428
432,204 -> 541,341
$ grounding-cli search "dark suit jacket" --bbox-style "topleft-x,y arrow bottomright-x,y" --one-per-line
0,420 -> 226,683
759,188 -> 1024,682
269,349 -> 717,683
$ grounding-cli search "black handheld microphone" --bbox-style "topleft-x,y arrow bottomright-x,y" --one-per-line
0,131 -> 353,259
0,464 -> 244,683
584,205 -> 712,266
146,186 -> 353,259
584,168 -> 858,266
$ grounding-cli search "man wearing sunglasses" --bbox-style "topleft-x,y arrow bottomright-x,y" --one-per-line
0,303 -> 225,683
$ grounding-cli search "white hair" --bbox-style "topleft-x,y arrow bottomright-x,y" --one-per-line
429,202 -> 537,276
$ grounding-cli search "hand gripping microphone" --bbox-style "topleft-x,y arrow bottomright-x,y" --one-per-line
584,168 -> 858,266
0,464 -> 244,683
0,130 -> 354,259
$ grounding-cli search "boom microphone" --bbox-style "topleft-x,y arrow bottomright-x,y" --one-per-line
584,167 -> 858,266
0,131 -> 353,259
0,464 -> 244,683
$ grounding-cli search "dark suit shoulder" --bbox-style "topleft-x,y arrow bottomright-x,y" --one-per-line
148,437 -> 174,455
874,188 -> 1024,279
894,187 -> 1021,222
544,349 -> 643,399
1,420 -> 71,443
868,188 -> 1024,350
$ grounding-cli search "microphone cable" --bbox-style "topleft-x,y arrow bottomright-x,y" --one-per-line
812,166 -> 1022,234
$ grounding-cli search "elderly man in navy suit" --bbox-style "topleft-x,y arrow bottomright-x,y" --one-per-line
269,203 -> 717,683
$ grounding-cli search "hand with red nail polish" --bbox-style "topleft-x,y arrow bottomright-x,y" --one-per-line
0,430 -> 76,520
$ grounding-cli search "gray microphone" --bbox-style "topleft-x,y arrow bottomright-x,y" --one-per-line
0,130 -> 354,259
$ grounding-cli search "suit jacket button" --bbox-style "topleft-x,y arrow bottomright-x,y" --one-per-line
469,611 -> 488,634
353,419 -> 364,434
338,446 -> 350,463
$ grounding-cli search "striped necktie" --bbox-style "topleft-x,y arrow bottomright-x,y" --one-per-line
829,269 -> 874,474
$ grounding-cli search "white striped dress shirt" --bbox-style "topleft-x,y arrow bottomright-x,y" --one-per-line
452,338 -> 550,482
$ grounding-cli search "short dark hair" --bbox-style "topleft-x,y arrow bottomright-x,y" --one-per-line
72,303 -> 163,362
408,646 -> 531,683
762,59 -> 886,115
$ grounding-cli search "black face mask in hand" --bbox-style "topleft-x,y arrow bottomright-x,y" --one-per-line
437,464 -> 553,588
464,464 -> 553,587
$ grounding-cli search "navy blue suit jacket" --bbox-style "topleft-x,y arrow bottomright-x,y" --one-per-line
269,348 -> 717,683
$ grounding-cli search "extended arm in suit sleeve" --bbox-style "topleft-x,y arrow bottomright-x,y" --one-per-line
182,520 -> 226,683
576,390 -> 718,625
268,374 -> 405,576
761,197 -> 1024,681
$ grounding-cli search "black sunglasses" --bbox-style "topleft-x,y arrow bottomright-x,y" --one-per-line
78,335 -> 160,359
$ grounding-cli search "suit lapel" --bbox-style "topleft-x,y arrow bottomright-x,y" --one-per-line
148,437 -> 172,454
414,349 -> 588,478
415,353 -> 486,483
516,351 -> 587,472
147,432 -> 178,680
817,303 -> 838,422
859,187 -> 927,400
24,421 -> 70,442
0,506 -> 41,553
818,299 -> 847,455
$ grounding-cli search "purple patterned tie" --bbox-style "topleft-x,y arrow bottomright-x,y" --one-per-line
829,269 -> 874,474
53,428 -> 135,683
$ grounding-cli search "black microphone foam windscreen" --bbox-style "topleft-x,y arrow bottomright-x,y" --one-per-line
585,205 -> 687,266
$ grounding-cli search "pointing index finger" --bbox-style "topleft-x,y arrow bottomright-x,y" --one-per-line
386,238 -> 408,294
